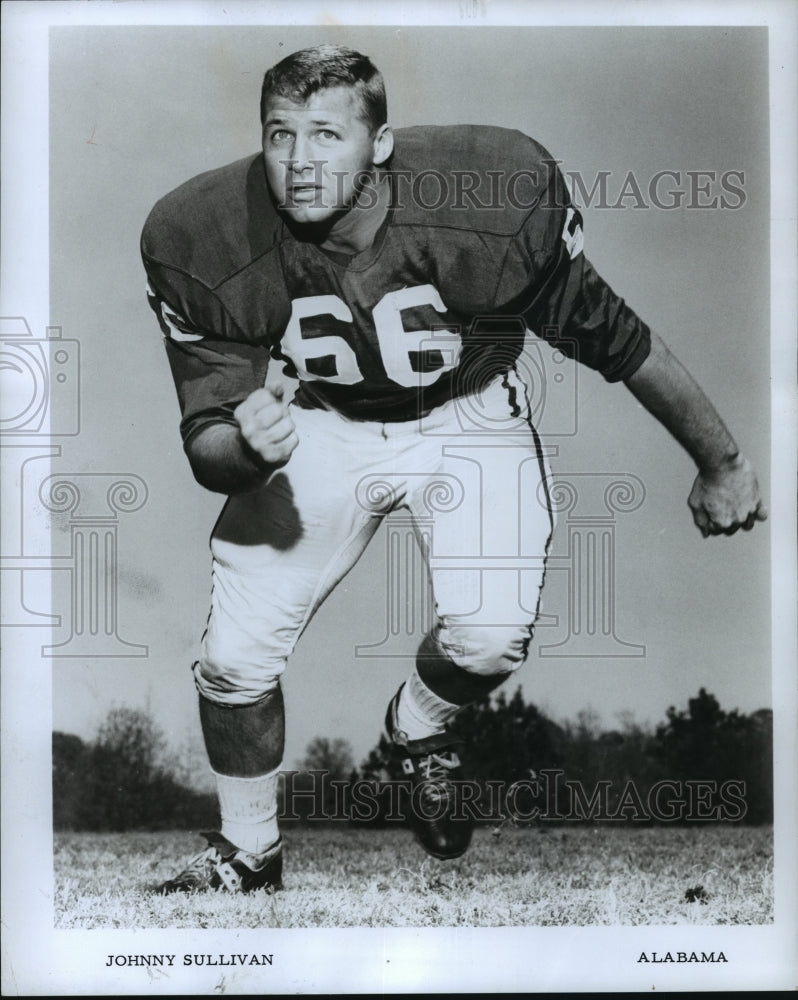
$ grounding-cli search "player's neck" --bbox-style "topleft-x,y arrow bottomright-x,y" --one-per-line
320,173 -> 391,256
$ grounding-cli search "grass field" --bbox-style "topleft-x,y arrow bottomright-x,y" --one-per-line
54,824 -> 773,929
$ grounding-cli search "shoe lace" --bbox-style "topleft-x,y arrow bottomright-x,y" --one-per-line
419,750 -> 459,783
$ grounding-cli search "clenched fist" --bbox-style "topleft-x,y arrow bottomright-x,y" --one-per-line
688,454 -> 768,537
234,383 -> 299,468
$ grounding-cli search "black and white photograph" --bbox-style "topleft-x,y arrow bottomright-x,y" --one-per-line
1,0 -> 796,994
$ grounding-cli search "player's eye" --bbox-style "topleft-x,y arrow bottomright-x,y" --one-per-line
268,129 -> 292,144
317,129 -> 340,141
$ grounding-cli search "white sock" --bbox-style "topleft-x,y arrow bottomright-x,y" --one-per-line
213,767 -> 280,855
396,668 -> 460,740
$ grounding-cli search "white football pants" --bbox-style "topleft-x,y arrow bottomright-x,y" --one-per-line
195,371 -> 554,705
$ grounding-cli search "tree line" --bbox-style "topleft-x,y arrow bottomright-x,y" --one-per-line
53,688 -> 772,831
53,708 -> 218,831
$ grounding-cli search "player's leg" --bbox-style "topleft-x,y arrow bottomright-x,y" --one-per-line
158,407 -> 383,893
386,370 -> 554,857
196,684 -> 284,867
398,368 -> 553,729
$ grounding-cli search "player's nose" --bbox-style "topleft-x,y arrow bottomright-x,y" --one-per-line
288,134 -> 314,172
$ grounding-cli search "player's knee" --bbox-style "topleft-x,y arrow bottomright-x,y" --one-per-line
193,653 -> 284,707
436,622 -> 532,676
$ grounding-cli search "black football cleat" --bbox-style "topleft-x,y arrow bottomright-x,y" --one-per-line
385,687 -> 474,860
156,831 -> 283,894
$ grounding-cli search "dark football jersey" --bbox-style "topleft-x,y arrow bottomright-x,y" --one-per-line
141,125 -> 651,443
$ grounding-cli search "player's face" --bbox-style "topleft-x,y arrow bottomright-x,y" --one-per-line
262,87 -> 392,225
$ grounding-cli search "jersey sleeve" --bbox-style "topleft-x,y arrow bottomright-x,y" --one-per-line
143,268 -> 270,448
504,158 -> 651,383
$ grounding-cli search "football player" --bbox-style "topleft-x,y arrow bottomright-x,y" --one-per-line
141,44 -> 766,893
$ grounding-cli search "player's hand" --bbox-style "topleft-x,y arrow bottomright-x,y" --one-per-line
234,384 -> 298,468
688,454 -> 768,537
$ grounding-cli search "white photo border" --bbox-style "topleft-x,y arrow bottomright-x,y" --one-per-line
1,0 -> 796,994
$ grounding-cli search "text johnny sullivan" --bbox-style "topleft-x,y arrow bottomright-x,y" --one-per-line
106,954 -> 273,967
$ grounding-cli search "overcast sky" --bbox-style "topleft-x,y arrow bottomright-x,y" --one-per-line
37,23 -> 776,779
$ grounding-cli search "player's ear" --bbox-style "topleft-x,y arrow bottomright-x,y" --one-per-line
372,125 -> 393,167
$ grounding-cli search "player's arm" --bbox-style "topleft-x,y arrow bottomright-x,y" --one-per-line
511,151 -> 766,537
623,331 -> 767,536
530,253 -> 768,537
185,385 -> 298,495
144,280 -> 297,495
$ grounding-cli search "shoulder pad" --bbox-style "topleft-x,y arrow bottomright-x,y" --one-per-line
389,125 -> 556,235
141,154 -> 281,289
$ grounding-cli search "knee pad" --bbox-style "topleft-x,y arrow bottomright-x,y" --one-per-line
193,653 -> 284,707
435,621 -> 532,676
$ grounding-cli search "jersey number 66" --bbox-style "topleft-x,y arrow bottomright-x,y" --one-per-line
280,284 -> 464,389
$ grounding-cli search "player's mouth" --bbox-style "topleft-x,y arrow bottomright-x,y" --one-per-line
287,185 -> 324,204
